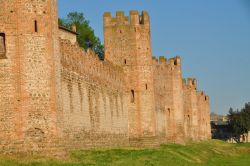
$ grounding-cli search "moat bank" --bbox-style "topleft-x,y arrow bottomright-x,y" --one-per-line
0,140 -> 249,166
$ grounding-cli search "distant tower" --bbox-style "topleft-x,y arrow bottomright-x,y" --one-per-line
169,57 -> 185,143
104,11 -> 156,138
205,96 -> 212,139
0,0 -> 60,146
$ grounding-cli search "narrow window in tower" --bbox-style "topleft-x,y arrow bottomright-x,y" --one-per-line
34,20 -> 38,32
174,59 -> 177,65
131,90 -> 135,103
145,84 -> 148,90
187,115 -> 190,124
0,33 -> 6,59
124,59 -> 127,64
168,108 -> 171,118
120,30 -> 122,34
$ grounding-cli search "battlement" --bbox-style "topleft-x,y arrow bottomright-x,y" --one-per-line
152,57 -> 159,64
153,56 -> 181,67
205,95 -> 210,101
60,39 -> 125,90
197,91 -> 204,96
169,56 -> 181,66
104,10 -> 150,27
183,78 -> 197,90
197,91 -> 209,101
159,56 -> 167,63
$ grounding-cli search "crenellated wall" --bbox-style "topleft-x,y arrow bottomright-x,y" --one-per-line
153,56 -> 211,143
153,56 -> 185,143
0,2 -> 211,155
197,92 -> 211,140
183,78 -> 199,141
59,39 -> 129,148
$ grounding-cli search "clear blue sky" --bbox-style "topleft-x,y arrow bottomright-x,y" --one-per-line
58,0 -> 250,115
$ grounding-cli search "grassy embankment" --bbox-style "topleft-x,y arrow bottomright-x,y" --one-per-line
0,140 -> 249,166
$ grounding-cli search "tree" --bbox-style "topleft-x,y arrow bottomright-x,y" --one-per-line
59,12 -> 104,60
228,103 -> 250,136
242,103 -> 250,131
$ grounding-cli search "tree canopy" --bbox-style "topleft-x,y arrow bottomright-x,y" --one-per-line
59,12 -> 104,60
228,102 -> 250,135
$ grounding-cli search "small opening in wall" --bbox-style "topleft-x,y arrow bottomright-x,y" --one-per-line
145,84 -> 148,90
205,96 -> 207,101
34,20 -> 38,32
124,59 -> 127,64
0,33 -> 6,59
139,16 -> 143,24
174,59 -> 177,65
187,115 -> 191,125
120,30 -> 122,34
131,90 -> 135,103
167,108 -> 171,117
134,27 -> 136,32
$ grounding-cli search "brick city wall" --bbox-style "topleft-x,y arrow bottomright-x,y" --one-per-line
197,92 -> 211,140
153,56 -> 211,143
183,78 -> 199,141
0,0 -> 211,155
59,39 -> 129,149
153,56 -> 185,143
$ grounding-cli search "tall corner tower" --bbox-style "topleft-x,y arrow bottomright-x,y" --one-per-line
103,11 -> 156,138
0,0 -> 61,146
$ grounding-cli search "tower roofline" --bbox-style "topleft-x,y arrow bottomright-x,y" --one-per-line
103,10 -> 150,26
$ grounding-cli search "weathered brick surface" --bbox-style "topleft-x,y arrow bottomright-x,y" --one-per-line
104,11 -> 156,138
0,0 -> 62,154
183,78 -> 199,141
153,57 -> 185,143
153,56 -> 211,143
0,0 -> 211,155
59,39 -> 129,148
197,92 -> 211,140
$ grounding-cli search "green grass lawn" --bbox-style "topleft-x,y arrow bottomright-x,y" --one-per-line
0,140 -> 249,166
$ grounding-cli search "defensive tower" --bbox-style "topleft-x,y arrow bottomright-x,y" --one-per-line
0,0 -> 61,151
104,11 -> 156,138
183,78 -> 198,140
